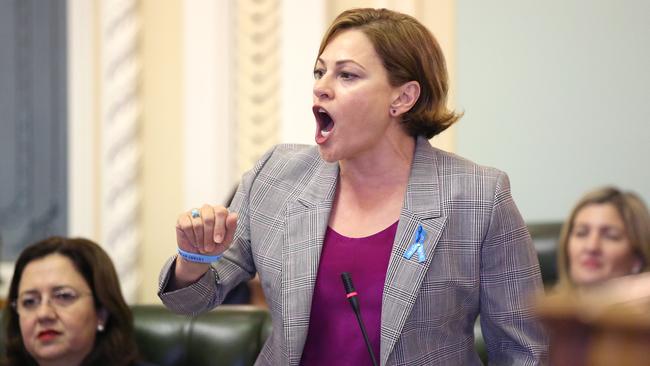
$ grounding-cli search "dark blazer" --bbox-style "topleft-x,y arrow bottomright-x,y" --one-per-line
159,136 -> 548,365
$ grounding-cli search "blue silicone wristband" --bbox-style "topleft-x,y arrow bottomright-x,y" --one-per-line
177,248 -> 223,263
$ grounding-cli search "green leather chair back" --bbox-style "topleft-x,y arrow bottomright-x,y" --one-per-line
528,222 -> 562,286
132,305 -> 271,366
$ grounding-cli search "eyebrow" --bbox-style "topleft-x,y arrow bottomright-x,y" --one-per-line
573,223 -> 625,232
316,57 -> 366,70
18,285 -> 74,296
18,290 -> 39,297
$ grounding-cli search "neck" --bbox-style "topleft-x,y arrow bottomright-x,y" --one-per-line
338,134 -> 416,191
328,134 -> 416,236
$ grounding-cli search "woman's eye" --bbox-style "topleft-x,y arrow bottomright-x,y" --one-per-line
603,230 -> 624,241
572,228 -> 588,238
339,71 -> 357,80
54,291 -> 77,302
313,69 -> 324,79
21,297 -> 39,309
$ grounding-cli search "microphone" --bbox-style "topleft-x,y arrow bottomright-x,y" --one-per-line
341,272 -> 379,366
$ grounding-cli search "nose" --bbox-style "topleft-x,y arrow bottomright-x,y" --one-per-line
313,76 -> 333,100
583,232 -> 602,252
35,298 -> 57,319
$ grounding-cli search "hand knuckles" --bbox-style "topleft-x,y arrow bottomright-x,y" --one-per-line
214,206 -> 228,216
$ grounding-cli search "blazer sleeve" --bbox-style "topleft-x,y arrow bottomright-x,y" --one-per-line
479,172 -> 549,365
157,146 -> 278,315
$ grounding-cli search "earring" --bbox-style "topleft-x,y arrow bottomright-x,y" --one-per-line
390,108 -> 397,116
97,324 -> 105,332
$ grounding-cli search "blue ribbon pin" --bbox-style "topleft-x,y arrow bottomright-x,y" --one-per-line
404,225 -> 427,263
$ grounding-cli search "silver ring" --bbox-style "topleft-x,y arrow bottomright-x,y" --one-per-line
191,208 -> 200,219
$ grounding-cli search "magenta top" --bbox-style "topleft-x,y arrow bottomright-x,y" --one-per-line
300,221 -> 398,366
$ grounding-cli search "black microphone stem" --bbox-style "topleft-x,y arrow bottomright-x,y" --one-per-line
341,272 -> 379,366
353,306 -> 378,366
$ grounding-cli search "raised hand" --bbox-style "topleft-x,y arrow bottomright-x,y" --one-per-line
171,205 -> 238,288
175,204 -> 238,255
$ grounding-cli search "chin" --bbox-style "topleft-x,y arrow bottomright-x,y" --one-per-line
317,146 -> 338,163
573,273 -> 607,287
33,349 -> 66,363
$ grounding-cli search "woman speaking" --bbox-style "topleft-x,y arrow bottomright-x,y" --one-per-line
159,8 -> 547,365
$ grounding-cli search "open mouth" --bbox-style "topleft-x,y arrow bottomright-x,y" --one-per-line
313,106 -> 334,143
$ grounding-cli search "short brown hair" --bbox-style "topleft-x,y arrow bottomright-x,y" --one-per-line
318,8 -> 461,138
557,187 -> 650,288
2,237 -> 140,366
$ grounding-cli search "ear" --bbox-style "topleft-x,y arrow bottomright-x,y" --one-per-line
632,257 -> 644,274
390,81 -> 420,117
97,307 -> 109,329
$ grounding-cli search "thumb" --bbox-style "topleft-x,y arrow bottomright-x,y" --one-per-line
222,212 -> 239,245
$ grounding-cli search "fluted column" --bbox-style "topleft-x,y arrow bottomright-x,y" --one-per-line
100,0 -> 141,302
235,0 -> 282,177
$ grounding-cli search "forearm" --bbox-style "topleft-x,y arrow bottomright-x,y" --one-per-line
158,256 -> 223,315
168,256 -> 210,290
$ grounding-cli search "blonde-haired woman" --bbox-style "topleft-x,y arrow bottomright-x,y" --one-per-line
557,186 -> 650,289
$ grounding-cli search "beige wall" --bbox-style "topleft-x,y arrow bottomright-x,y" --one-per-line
138,0 -> 183,303
418,0 -> 457,152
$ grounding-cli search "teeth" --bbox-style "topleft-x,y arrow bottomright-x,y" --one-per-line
316,107 -> 332,138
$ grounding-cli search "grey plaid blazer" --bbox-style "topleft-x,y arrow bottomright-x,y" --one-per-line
159,136 -> 548,365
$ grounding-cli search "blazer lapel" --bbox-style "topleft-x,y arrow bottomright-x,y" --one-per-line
282,160 -> 338,366
380,137 -> 447,365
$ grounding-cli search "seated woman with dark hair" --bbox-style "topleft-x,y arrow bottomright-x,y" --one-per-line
556,186 -> 650,289
2,236 -> 153,366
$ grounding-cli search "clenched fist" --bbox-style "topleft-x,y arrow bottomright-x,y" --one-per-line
176,204 -> 239,255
